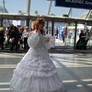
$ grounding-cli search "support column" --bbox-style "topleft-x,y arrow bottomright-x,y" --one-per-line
48,0 -> 53,15
52,21 -> 54,36
26,0 -> 31,15
26,0 -> 31,27
74,22 -> 77,49
0,18 -> 3,27
26,17 -> 30,27
46,21 -> 48,34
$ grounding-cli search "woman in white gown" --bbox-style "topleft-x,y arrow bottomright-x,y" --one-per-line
10,18 -> 64,92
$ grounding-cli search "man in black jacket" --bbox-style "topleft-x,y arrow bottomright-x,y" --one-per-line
8,25 -> 20,51
0,27 -> 5,50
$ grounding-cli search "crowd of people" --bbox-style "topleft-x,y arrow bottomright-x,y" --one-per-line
0,22 -> 56,52
0,24 -> 30,52
0,23 -> 91,51
54,26 -> 91,50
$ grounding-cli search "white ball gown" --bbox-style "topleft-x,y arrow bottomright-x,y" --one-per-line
10,33 -> 64,92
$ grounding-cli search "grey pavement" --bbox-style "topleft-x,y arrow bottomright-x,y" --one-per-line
0,52 -> 92,92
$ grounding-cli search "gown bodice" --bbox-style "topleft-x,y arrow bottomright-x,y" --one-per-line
27,33 -> 49,58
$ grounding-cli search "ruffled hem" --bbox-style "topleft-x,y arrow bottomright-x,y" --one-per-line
13,69 -> 57,78
10,73 -> 64,92
15,57 -> 57,78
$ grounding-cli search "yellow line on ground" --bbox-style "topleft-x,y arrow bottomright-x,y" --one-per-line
0,88 -> 10,91
63,80 -> 77,83
82,79 -> 92,82
0,64 -> 17,68
0,82 -> 10,85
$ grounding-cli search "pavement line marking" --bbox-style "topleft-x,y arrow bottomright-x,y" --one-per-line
76,84 -> 83,87
63,78 -> 92,83
87,84 -> 92,86
61,62 -> 92,67
62,80 -> 77,83
0,64 -> 17,68
0,82 -> 10,85
0,88 -> 10,90
82,79 -> 92,82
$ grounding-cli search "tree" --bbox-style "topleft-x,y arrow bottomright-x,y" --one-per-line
34,10 -> 38,15
62,14 -> 69,17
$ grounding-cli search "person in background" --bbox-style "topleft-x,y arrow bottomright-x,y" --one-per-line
0,27 -> 5,50
8,25 -> 20,51
56,27 -> 58,39
4,27 -> 9,48
22,26 -> 29,50
84,29 -> 90,49
62,28 -> 66,43
76,30 -> 86,50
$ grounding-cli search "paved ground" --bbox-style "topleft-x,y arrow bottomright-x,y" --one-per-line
0,52 -> 92,92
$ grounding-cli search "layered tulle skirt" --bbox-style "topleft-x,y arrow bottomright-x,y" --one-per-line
10,49 -> 64,92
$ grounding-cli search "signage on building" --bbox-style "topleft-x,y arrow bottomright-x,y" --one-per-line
55,0 -> 92,9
